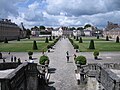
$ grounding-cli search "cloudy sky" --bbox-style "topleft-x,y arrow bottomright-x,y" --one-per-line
0,0 -> 120,28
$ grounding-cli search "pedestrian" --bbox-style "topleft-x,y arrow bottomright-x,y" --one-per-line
66,55 -> 69,62
3,58 -> 5,63
14,56 -> 17,62
66,51 -> 69,56
11,55 -> 13,62
73,54 -> 77,60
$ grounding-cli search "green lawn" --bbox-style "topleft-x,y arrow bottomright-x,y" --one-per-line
0,37 -> 53,52
73,37 -> 120,52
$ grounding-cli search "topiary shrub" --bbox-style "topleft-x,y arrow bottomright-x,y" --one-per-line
39,55 -> 49,65
17,37 -> 20,41
53,36 -> 55,39
74,36 -> 76,39
89,40 -> 95,49
4,38 -> 8,43
33,40 -> 38,50
76,36 -> 79,41
28,51 -> 33,59
116,36 -> 119,43
106,36 -> 109,41
93,50 -> 99,59
49,36 -> 52,41
79,37 -> 83,43
97,36 -> 99,39
45,37 -> 49,43
75,56 -> 86,65
73,43 -> 79,49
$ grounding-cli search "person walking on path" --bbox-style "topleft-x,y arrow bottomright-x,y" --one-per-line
66,51 -> 69,56
66,51 -> 70,62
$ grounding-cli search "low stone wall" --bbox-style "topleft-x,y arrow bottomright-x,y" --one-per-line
84,63 -> 120,90
0,62 -> 20,70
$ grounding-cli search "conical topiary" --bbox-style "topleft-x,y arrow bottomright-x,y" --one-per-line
49,36 -> 52,41
17,37 -> 20,41
116,36 -> 119,43
89,40 -> 95,49
45,37 -> 49,43
33,40 -> 38,50
4,38 -> 8,43
106,36 -> 109,41
53,36 -> 55,39
79,37 -> 83,43
74,36 -> 76,39
76,36 -> 79,41
97,36 -> 99,39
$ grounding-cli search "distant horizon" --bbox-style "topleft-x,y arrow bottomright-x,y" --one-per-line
0,0 -> 120,29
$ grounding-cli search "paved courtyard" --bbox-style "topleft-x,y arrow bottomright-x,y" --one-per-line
1,38 -> 120,90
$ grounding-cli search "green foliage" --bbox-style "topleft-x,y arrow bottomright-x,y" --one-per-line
49,36 -> 52,41
79,37 -> 83,43
76,36 -> 79,41
97,36 -> 99,39
17,37 -> 20,41
53,36 -> 55,39
39,26 -> 45,30
116,36 -> 119,43
75,56 -> 87,65
73,43 -> 79,49
74,36 -> 76,39
45,37 -> 49,43
47,44 -> 52,49
84,24 -> 91,29
93,50 -> 99,57
39,55 -> 49,65
4,38 -> 8,43
89,40 -> 95,49
33,40 -> 38,50
28,51 -> 33,55
106,36 -> 109,41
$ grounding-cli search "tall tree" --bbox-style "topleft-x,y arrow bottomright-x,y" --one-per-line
39,26 -> 45,30
84,24 -> 92,29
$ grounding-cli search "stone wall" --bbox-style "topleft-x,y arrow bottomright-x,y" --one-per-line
0,62 -> 40,90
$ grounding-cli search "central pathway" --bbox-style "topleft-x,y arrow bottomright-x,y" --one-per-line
47,38 -> 82,90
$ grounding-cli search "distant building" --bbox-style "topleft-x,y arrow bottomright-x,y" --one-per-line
52,27 -> 63,36
0,19 -> 26,41
103,21 -> 120,38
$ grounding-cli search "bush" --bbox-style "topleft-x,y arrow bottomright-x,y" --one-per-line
106,36 -> 109,41
74,36 -> 76,39
76,36 -> 79,41
45,37 -> 49,43
49,36 -> 52,41
53,36 -> 55,39
28,51 -> 33,55
97,36 -> 99,39
33,40 -> 38,50
73,44 -> 79,49
89,40 -> 95,49
79,37 -> 83,43
39,55 -> 49,65
17,37 -> 20,41
93,50 -> 99,57
75,56 -> 86,65
116,36 -> 119,43
47,44 -> 52,49
4,38 -> 8,43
